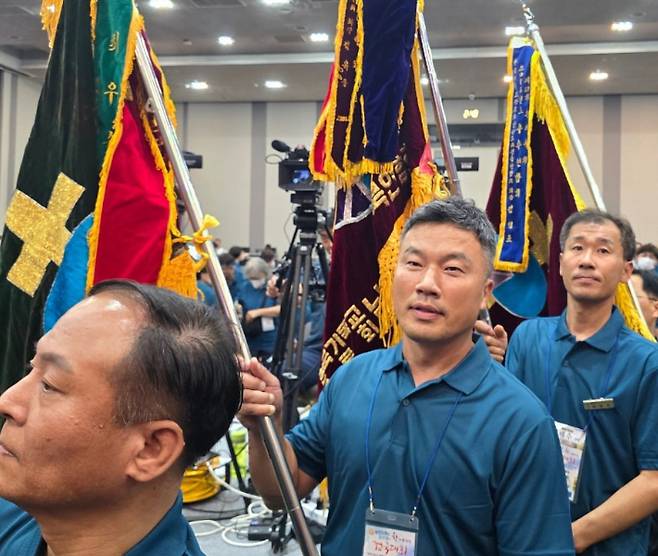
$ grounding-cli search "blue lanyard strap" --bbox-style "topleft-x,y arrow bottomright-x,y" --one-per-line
365,369 -> 464,518
544,326 -> 620,431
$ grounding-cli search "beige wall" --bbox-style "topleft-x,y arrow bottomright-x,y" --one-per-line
184,102 -> 253,249
621,96 -> 658,244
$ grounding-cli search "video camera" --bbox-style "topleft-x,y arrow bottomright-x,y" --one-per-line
271,139 -> 322,193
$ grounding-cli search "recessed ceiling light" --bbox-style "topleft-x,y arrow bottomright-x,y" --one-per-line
265,80 -> 286,89
309,32 -> 330,43
185,80 -> 209,90
420,76 -> 429,86
589,70 -> 609,81
611,21 -> 633,32
149,0 -> 174,8
505,26 -> 525,36
503,74 -> 513,83
218,35 -> 235,46
46,3 -> 56,12
262,0 -> 290,5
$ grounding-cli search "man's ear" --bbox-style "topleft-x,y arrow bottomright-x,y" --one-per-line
620,260 -> 633,283
483,277 -> 494,302
125,421 -> 185,482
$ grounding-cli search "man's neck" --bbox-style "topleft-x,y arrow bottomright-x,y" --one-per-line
35,485 -> 178,556
566,296 -> 614,341
402,332 -> 474,386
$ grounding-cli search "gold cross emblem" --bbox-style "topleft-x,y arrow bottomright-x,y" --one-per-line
5,172 -> 84,296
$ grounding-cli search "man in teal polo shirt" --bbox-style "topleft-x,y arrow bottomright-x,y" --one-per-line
240,197 -> 574,555
506,209 -> 658,555
0,281 -> 242,555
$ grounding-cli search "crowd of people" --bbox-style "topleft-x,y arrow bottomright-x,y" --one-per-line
0,198 -> 656,555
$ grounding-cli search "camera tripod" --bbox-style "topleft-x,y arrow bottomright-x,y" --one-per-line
271,192 -> 330,433
265,192 -> 330,551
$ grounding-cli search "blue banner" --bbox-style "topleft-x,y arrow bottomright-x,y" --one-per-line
496,42 -> 534,271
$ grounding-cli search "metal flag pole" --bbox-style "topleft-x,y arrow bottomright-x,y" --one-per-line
520,4 -> 605,209
417,12 -> 462,197
134,34 -> 319,556
519,3 -> 647,327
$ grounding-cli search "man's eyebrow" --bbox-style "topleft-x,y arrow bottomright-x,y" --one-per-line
34,347 -> 73,373
442,252 -> 470,262
569,234 -> 616,245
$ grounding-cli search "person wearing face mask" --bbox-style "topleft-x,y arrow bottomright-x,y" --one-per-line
237,256 -> 280,360
635,243 -> 658,275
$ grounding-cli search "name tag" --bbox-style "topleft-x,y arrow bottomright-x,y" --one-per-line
554,421 -> 586,503
261,317 -> 275,332
363,509 -> 418,556
583,397 -> 615,411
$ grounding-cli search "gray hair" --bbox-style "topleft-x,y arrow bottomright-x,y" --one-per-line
402,197 -> 497,273
559,209 -> 636,262
244,256 -> 272,280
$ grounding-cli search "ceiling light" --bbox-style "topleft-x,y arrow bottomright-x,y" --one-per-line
309,32 -> 330,43
149,0 -> 174,8
185,80 -> 209,90
262,0 -> 290,5
505,26 -> 525,36
265,80 -> 286,89
611,21 -> 633,32
589,70 -> 609,81
46,3 -> 56,12
503,74 -> 513,83
420,76 -> 429,86
218,35 -> 235,46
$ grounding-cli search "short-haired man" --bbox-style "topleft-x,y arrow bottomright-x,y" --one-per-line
505,210 -> 658,555
631,269 -> 658,339
0,281 -> 242,555
240,198 -> 574,555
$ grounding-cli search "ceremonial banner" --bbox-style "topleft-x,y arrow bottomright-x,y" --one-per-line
487,37 -> 653,340
0,0 -> 200,392
313,0 -> 447,382
310,0 -> 420,185
0,0 -> 98,392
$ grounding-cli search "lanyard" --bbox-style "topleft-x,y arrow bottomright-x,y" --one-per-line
365,370 -> 463,519
544,324 -> 620,432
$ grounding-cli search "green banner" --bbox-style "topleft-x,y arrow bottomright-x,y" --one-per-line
0,0 -> 99,391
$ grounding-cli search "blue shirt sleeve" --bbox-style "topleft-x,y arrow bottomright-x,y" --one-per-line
633,350 -> 658,470
285,377 -> 335,482
495,415 -> 575,555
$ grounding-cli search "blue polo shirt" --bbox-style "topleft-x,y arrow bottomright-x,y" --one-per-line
0,493 -> 203,555
237,282 -> 277,355
506,308 -> 658,556
286,338 -> 574,555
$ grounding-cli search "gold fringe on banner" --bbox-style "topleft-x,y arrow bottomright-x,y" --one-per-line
40,0 -> 64,48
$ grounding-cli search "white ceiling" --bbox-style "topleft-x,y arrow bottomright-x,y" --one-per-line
2,0 -> 658,101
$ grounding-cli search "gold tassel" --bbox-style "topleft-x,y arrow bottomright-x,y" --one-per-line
156,250 -> 199,299
40,0 -> 64,48
616,283 -> 656,341
319,478 -> 330,509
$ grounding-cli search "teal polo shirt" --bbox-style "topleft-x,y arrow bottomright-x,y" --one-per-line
506,308 -> 658,556
286,338 -> 574,555
0,493 -> 203,555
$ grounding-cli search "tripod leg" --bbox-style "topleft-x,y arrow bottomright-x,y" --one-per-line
225,432 -> 249,512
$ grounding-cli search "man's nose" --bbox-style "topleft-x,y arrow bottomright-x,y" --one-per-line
0,374 -> 31,426
578,249 -> 595,267
416,267 -> 441,296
